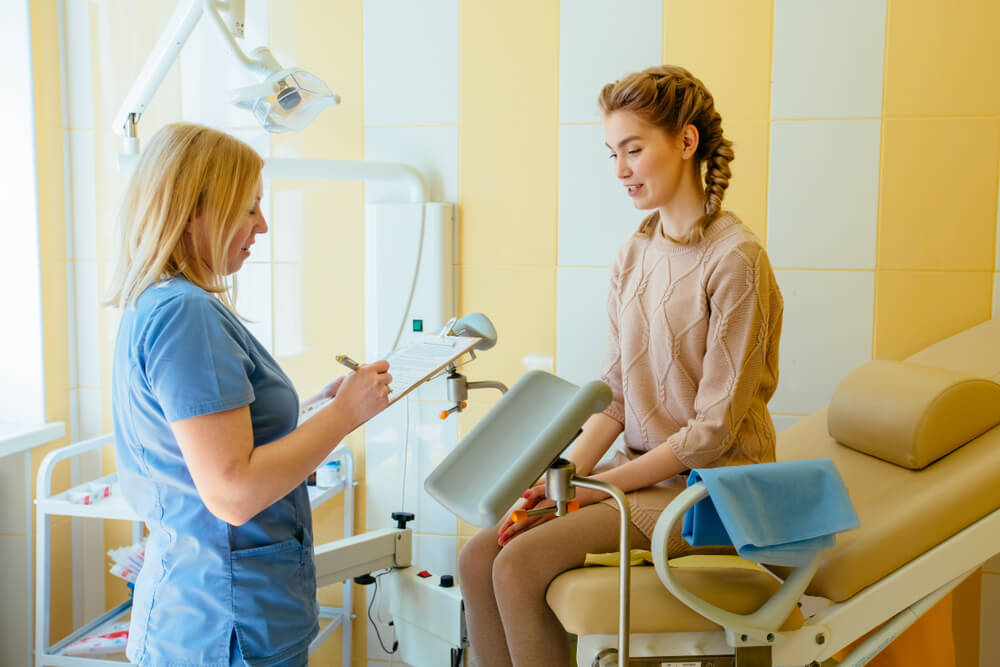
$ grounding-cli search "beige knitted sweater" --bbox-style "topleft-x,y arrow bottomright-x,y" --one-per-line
598,213 -> 783,536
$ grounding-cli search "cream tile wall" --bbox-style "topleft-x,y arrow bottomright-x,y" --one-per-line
363,2 -> 461,662
559,0 -> 662,124
363,0 -> 458,127
771,0 -> 886,120
555,0 -> 662,391
766,120 -> 880,270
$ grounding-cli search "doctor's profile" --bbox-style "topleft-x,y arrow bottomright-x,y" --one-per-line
457,64 -> 784,667
106,122 -> 392,666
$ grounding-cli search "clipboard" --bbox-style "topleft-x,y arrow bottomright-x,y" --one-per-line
298,333 -> 482,424
384,333 -> 482,405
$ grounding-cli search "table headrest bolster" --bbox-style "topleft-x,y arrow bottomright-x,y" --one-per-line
828,361 -> 1000,469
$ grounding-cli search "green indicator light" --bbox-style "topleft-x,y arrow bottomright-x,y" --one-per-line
412,319 -> 423,332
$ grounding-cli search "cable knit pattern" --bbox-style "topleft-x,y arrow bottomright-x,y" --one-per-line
598,213 -> 783,538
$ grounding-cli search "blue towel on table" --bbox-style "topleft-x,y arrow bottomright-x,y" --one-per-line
681,459 -> 859,567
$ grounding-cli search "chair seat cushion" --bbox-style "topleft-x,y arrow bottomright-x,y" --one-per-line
547,557 -> 804,635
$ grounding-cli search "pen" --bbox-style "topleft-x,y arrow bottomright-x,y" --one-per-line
335,355 -> 360,371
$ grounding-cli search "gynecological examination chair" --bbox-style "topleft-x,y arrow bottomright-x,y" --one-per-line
542,317 -> 1000,667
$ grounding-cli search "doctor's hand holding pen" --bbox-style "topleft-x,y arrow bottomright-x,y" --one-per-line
322,360 -> 393,431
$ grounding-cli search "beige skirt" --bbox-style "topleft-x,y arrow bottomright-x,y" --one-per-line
593,451 -> 735,557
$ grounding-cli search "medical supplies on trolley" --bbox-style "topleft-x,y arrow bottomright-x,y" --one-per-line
108,540 -> 146,584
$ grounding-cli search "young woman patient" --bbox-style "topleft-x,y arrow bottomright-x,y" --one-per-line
457,65 -> 784,667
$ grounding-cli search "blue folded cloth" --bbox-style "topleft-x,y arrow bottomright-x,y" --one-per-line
681,459 -> 860,567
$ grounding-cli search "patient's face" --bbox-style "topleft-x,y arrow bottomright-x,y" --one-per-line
603,110 -> 687,211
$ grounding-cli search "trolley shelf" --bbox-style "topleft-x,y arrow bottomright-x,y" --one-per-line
35,434 -> 357,667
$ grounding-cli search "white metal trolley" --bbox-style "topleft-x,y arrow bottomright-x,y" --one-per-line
35,433 -> 356,666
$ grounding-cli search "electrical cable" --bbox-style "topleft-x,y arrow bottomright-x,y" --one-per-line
388,204 -> 426,353
400,395 -> 411,511
367,569 -> 397,654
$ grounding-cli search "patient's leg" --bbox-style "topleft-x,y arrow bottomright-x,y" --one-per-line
459,521 -> 513,667
493,503 -> 649,667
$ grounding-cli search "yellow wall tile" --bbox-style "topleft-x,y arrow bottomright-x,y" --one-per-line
47,516 -> 75,644
878,118 -> 999,272
100,1 -> 183,143
721,120 -> 769,242
459,1 -> 559,267
270,0 -> 363,161
884,0 -> 1000,117
874,270 -> 993,360
663,0 -> 773,122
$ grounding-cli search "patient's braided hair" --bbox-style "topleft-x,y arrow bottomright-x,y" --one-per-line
598,65 -> 734,245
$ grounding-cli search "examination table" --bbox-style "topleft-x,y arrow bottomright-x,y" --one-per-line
546,318 -> 1000,666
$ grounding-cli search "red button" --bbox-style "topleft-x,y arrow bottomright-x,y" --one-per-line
417,570 -> 432,578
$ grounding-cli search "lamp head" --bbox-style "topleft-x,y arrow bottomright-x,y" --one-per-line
233,48 -> 340,133
452,313 -> 498,351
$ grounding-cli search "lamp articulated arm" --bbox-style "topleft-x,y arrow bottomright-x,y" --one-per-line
112,0 -> 277,149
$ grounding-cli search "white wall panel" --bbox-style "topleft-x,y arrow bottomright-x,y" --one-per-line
271,188 -> 305,263
364,0 -> 458,126
65,0 -> 94,129
559,0 -> 662,123
78,387 -> 104,440
365,399 -> 458,535
273,263 -> 304,358
772,415 -> 804,435
769,270 -> 874,415
365,126 -> 458,203
767,120 -> 880,269
556,267 -> 611,388
558,124 -> 645,266
412,534 -> 457,579
74,261 -> 101,388
366,402 -> 407,532
235,261 -> 274,351
772,0 -> 886,119
69,130 -> 97,260
366,584 -> 396,661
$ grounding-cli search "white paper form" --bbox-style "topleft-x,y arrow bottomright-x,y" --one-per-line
298,334 -> 482,424
384,334 -> 482,405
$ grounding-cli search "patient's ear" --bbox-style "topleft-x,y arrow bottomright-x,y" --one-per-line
681,124 -> 700,160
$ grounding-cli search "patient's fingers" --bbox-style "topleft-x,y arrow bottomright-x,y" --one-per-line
497,485 -> 547,536
499,513 -> 554,546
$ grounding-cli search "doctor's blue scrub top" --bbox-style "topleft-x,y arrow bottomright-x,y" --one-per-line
112,276 -> 318,667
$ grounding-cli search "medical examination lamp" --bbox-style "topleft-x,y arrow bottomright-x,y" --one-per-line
112,0 -> 338,151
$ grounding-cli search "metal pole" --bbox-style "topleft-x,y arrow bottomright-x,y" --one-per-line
572,477 -> 631,666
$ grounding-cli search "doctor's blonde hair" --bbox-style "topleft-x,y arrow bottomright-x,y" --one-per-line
598,65 -> 734,245
106,122 -> 263,309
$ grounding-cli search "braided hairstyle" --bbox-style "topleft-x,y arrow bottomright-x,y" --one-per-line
598,65 -> 734,244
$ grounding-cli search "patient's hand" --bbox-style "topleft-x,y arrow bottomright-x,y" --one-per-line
497,482 -> 607,547
497,482 -> 549,546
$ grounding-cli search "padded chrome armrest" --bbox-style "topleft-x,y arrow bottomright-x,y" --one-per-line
651,482 -> 821,647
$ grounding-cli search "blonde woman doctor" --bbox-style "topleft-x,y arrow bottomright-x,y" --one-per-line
107,122 -> 391,666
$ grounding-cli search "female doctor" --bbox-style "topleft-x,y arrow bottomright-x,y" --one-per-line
107,122 -> 391,666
